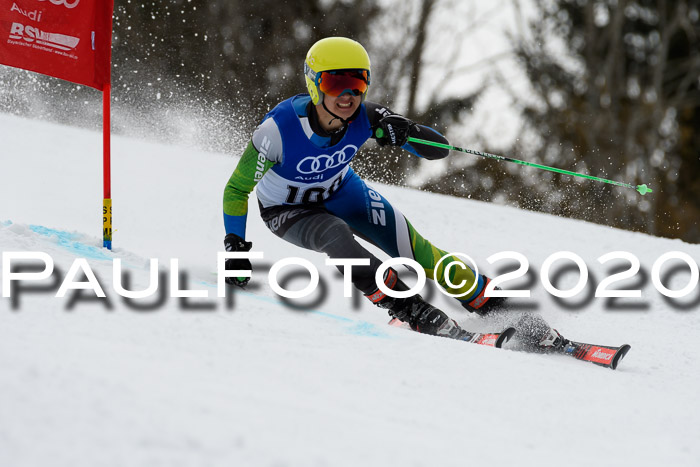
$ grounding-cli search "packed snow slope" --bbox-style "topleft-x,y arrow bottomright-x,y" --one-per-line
1,113 -> 699,467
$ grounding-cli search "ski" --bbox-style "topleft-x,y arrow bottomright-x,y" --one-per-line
559,341 -> 631,370
480,314 -> 632,370
467,327 -> 516,348
388,318 -> 515,349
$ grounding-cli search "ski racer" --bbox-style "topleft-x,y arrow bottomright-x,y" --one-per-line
222,36 -> 561,347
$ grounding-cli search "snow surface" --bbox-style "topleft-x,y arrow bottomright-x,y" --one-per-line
1,113 -> 699,467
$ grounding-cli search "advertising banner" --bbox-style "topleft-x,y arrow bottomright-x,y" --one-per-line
0,0 -> 113,90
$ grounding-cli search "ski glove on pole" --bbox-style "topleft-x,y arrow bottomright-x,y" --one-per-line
223,233 -> 253,286
377,115 -> 418,147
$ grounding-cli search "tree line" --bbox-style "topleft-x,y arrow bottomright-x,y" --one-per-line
2,0 -> 698,242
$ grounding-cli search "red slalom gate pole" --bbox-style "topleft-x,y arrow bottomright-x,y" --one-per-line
103,83 -> 112,249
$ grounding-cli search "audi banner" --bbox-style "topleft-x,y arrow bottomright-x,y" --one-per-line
0,0 -> 114,90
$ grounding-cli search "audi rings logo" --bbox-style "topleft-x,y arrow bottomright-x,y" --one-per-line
296,145 -> 358,174
38,0 -> 81,9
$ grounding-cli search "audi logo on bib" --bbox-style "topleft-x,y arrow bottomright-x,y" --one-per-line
38,0 -> 81,9
296,145 -> 358,174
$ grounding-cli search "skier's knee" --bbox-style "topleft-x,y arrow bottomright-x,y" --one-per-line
315,219 -> 353,252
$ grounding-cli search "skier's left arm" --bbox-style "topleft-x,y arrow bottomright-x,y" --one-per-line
366,102 -> 450,160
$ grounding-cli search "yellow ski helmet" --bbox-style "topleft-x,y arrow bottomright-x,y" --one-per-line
304,37 -> 371,105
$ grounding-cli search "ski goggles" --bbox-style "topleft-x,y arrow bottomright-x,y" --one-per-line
317,69 -> 369,97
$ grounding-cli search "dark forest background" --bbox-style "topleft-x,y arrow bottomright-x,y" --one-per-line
1,0 -> 699,242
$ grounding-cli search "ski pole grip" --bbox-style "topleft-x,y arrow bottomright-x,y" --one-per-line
375,128 -> 385,139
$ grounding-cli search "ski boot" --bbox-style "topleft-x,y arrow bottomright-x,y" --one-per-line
509,313 -> 570,352
460,276 -> 508,315
365,269 -> 470,340
537,328 -> 569,351
456,275 -> 569,352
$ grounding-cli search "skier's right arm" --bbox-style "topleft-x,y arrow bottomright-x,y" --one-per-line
222,142 -> 274,287
223,117 -> 282,239
223,141 -> 274,239
222,118 -> 281,287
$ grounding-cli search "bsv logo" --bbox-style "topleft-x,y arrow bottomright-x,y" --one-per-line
296,145 -> 358,175
38,0 -> 80,9
9,22 -> 80,51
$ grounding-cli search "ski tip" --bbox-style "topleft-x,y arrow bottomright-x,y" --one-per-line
611,344 -> 631,370
496,327 -> 516,349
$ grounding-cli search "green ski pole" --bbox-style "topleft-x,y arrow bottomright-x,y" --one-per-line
375,129 -> 653,195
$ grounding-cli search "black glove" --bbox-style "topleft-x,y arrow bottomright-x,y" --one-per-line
377,115 -> 417,147
223,233 -> 253,287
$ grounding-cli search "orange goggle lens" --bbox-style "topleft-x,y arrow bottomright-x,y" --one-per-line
317,70 -> 369,97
